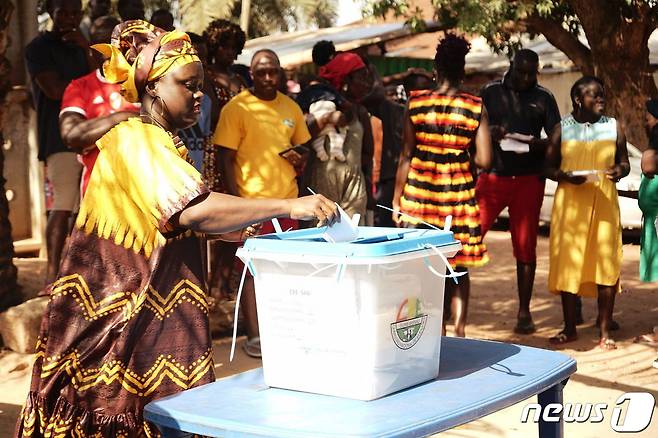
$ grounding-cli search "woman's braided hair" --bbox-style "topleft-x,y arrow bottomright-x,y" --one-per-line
203,19 -> 246,64
434,33 -> 471,82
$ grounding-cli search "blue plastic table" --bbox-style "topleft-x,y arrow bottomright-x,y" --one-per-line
144,337 -> 577,438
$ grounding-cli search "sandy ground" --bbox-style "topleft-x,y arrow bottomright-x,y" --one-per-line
0,229 -> 657,437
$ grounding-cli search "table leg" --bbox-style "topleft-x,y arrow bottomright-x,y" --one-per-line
537,378 -> 569,438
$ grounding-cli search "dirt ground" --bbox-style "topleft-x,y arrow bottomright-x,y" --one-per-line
0,229 -> 656,437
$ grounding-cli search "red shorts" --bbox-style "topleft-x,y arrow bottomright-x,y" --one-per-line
476,173 -> 545,263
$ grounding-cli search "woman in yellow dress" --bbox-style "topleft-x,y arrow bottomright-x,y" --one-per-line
545,76 -> 629,350
16,20 -> 337,437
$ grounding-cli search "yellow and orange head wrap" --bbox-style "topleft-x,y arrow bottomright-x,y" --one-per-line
92,20 -> 200,103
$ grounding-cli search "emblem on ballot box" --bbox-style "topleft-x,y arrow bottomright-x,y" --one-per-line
391,298 -> 428,350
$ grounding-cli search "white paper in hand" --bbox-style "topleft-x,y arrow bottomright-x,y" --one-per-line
505,132 -> 534,143
568,170 -> 600,183
322,204 -> 359,242
499,138 -> 530,153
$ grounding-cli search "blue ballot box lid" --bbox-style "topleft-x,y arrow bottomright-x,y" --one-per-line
241,226 -> 458,258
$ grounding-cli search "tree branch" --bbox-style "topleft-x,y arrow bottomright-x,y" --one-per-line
523,15 -> 593,75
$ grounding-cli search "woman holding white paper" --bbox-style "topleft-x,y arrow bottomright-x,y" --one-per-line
545,76 -> 629,349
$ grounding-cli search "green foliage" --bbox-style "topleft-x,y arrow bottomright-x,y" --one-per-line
365,0 -> 658,55
179,0 -> 234,35
178,0 -> 337,37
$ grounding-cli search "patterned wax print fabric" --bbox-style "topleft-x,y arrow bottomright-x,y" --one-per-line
548,114 -> 622,297
16,119 -> 214,437
399,89 -> 488,268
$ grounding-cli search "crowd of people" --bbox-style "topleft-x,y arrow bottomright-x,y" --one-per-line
17,0 -> 657,435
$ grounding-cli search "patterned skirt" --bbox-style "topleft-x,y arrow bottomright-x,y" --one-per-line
400,145 -> 488,268
15,231 -> 215,438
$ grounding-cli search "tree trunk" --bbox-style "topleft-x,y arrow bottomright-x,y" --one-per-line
0,0 -> 20,312
569,0 -> 657,149
593,59 -> 657,150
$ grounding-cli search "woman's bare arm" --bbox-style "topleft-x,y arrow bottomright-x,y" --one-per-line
176,192 -> 338,234
473,106 -> 492,170
392,104 -> 416,224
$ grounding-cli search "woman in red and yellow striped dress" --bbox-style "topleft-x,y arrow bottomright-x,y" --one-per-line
393,34 -> 492,337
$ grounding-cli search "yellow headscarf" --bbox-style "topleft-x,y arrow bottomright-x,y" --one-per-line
92,20 -> 200,103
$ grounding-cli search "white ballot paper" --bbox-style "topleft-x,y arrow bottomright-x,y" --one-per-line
322,204 -> 359,242
568,169 -> 600,183
499,132 -> 532,154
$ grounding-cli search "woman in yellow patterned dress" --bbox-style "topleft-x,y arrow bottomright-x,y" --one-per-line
392,34 -> 492,338
16,21 -> 337,437
545,76 -> 629,350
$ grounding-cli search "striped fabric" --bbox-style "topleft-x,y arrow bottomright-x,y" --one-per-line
400,89 -> 489,268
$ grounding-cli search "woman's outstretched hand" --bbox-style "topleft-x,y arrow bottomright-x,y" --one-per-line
288,195 -> 340,226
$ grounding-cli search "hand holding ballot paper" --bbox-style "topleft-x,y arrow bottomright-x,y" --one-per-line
499,132 -> 535,153
567,170 -> 600,183
322,204 -> 359,242
306,187 -> 359,242
557,169 -> 603,185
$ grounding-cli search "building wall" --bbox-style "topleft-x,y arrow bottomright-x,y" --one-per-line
537,71 -> 582,120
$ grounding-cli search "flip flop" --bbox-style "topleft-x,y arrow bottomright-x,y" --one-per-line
599,337 -> 617,350
514,316 -> 536,335
549,331 -> 578,345
653,358 -> 658,369
633,334 -> 658,347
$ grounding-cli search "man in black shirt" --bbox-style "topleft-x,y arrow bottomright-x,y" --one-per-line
25,0 -> 92,284
477,49 -> 561,334
363,83 -> 405,227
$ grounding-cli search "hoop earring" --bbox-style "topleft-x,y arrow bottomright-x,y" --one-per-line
155,96 -> 166,118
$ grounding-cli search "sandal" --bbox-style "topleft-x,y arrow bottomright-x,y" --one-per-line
598,337 -> 617,350
242,337 -> 262,358
514,316 -> 536,335
633,333 -> 658,347
549,331 -> 578,345
653,357 -> 658,369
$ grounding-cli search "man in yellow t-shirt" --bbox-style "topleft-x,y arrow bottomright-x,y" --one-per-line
213,50 -> 310,200
213,49 -> 311,358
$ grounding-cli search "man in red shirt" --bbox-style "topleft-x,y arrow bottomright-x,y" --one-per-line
60,16 -> 140,196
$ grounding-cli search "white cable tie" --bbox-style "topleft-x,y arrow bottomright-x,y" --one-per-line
443,215 -> 452,232
229,258 -> 250,362
306,262 -> 340,278
424,243 -> 466,284
271,218 -> 283,233
375,204 -> 442,231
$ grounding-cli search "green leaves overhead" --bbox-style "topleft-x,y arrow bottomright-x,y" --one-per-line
177,0 -> 338,37
365,0 -> 658,54
178,0 -> 234,35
